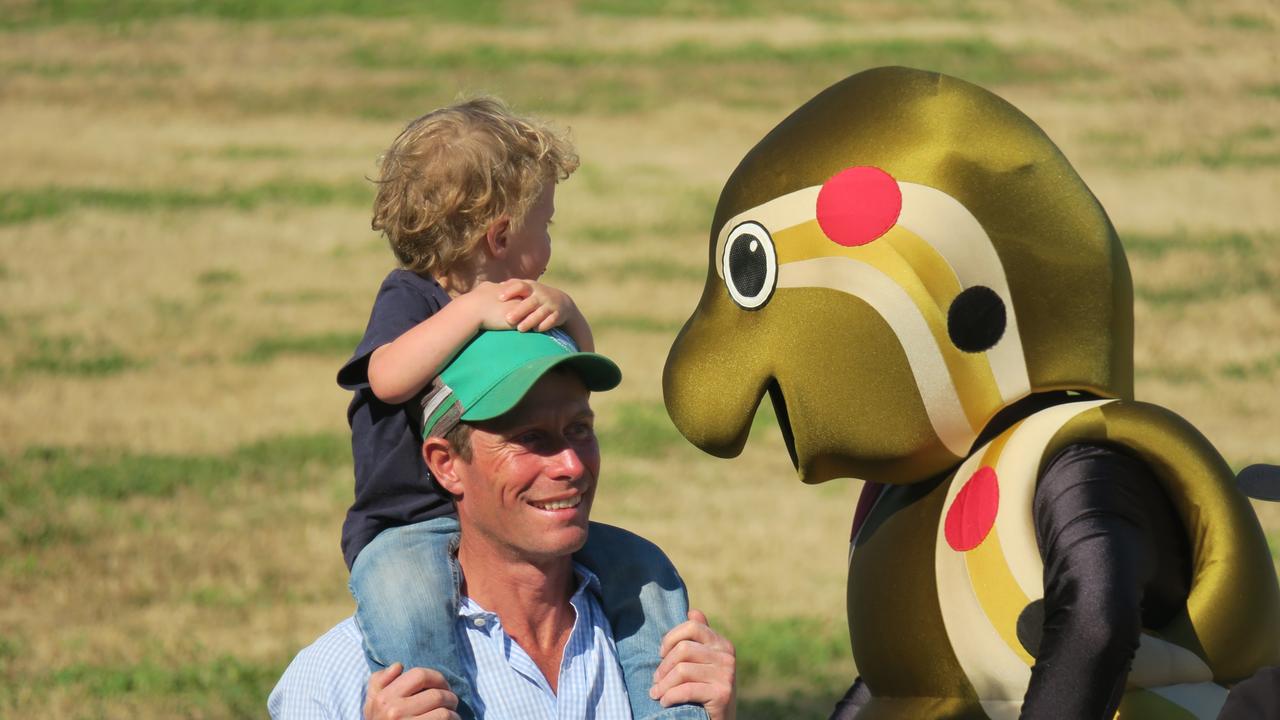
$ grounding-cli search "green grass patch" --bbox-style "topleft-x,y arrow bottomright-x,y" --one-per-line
578,0 -> 836,19
213,144 -> 301,160
598,398 -> 776,457
1135,365 -> 1208,386
259,288 -> 344,304
0,179 -> 371,225
1148,81 -> 1184,101
348,37 -> 1081,87
1138,355 -> 1280,384
1121,230 -> 1257,259
598,401 -> 687,456
606,257 -> 705,282
20,446 -> 241,501
10,518 -> 89,549
1,0 -> 506,28
739,693 -> 849,720
1221,354 -> 1280,381
575,224 -> 634,245
594,314 -> 685,334
3,433 -> 348,512
1250,84 -> 1280,100
580,0 -> 987,22
15,334 -> 139,377
729,615 -> 852,708
1060,0 -> 1134,11
1135,267 -> 1273,306
196,268 -> 242,287
0,59 -> 182,78
339,38 -> 1090,119
1221,13 -> 1273,31
239,330 -> 362,364
1196,125 -> 1280,169
49,655 -> 281,714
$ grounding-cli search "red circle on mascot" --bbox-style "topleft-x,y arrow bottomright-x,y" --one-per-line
945,465 -> 1000,552
816,166 -> 902,247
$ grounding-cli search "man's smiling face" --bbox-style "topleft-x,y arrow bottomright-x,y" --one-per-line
450,369 -> 599,564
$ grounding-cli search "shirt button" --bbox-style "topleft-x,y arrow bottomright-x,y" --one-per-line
473,618 -> 486,627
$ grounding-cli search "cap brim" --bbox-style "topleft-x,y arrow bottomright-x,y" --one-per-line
461,352 -> 622,422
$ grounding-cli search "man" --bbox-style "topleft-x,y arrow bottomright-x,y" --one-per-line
270,330 -> 736,720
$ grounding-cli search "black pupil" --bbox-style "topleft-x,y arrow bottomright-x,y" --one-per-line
728,234 -> 768,297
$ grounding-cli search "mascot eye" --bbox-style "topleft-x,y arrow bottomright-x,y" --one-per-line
723,221 -> 777,310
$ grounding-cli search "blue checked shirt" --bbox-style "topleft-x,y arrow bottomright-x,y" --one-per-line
269,564 -> 633,719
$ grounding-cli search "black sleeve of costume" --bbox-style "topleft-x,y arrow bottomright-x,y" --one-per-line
1020,443 -> 1190,720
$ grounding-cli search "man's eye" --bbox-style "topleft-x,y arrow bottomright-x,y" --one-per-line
514,431 -> 543,446
567,423 -> 594,440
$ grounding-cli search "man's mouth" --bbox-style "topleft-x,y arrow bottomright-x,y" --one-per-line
529,496 -> 581,511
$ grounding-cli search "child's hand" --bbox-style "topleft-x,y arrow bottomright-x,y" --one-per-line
461,281 -> 524,331
498,279 -> 581,333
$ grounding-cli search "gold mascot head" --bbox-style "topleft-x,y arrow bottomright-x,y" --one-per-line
664,66 -> 1133,485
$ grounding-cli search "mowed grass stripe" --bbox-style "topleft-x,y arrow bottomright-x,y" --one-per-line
11,616 -> 851,719
1138,353 -> 1280,385
1122,231 -> 1262,259
350,37 -> 1090,86
240,331 -> 363,364
12,334 -> 141,378
4,433 -> 348,508
1135,269 -> 1274,306
0,0 -> 506,28
595,314 -> 686,334
36,656 -> 283,717
598,400 -> 778,458
0,179 -> 372,225
730,616 -> 852,693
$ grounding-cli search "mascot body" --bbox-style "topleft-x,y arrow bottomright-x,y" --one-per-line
663,67 -> 1279,718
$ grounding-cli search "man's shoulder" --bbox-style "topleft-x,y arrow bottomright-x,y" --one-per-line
268,617 -> 369,719
578,522 -> 684,587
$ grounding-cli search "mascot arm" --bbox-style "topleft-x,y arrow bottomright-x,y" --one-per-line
1023,443 -> 1190,719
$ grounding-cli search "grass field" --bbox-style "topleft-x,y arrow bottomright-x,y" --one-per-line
1,0 -> 1277,717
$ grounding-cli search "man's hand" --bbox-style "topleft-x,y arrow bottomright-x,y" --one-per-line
364,663 -> 460,720
651,609 -> 737,720
498,279 -> 579,333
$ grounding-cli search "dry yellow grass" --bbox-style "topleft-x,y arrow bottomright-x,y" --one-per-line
1,1 -> 1276,717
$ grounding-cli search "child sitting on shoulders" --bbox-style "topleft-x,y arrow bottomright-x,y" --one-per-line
336,97 -> 704,720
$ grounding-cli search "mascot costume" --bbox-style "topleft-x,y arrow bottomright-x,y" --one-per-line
662,66 -> 1280,719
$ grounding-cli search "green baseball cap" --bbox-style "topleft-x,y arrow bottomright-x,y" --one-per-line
421,329 -> 622,438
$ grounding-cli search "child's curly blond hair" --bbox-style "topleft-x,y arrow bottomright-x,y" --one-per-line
371,97 -> 579,279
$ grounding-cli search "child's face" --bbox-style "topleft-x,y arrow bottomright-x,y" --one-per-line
502,182 -> 556,280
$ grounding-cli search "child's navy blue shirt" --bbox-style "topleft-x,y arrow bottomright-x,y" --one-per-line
337,269 -> 456,570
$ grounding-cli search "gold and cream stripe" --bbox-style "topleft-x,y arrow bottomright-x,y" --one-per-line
714,179 -> 1030,457
933,400 -> 1225,719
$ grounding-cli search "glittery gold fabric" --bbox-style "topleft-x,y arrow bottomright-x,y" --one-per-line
663,65 -> 1278,718
665,66 -> 1131,482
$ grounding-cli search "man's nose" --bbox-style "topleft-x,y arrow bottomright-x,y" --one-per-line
546,442 -> 585,480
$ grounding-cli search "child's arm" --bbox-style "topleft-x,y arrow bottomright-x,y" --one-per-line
366,281 -> 519,405
500,279 -> 595,352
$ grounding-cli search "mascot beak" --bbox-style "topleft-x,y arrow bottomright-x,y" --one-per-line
663,291 -> 777,461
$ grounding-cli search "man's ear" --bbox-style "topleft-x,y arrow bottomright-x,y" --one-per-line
484,216 -> 511,260
423,437 -> 464,497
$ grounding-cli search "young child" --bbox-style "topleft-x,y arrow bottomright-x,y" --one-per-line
336,98 -> 705,720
